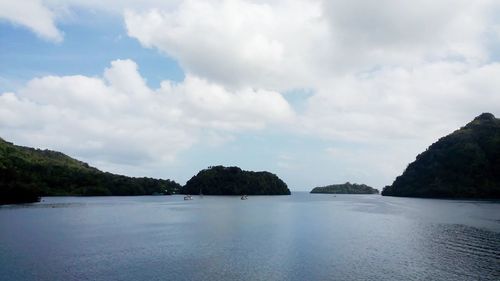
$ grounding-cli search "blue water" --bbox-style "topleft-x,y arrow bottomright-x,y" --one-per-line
0,193 -> 499,281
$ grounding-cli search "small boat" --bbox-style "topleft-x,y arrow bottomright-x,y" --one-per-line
241,195 -> 248,200
184,195 -> 193,200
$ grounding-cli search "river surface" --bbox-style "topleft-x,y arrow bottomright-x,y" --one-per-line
0,193 -> 499,281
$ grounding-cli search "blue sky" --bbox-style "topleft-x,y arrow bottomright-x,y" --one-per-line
1,1 -> 499,190
0,9 -> 183,91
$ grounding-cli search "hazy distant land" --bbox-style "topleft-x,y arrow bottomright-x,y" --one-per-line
311,182 -> 379,194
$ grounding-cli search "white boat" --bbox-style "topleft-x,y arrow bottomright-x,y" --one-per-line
184,195 -> 193,200
241,195 -> 248,200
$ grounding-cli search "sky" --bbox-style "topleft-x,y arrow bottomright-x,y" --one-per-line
1,0 -> 500,191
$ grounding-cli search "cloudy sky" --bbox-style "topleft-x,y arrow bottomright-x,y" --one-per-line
1,0 -> 500,190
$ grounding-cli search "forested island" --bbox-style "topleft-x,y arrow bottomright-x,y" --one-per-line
182,166 -> 290,195
310,182 -> 379,194
0,138 -> 181,204
382,113 -> 500,198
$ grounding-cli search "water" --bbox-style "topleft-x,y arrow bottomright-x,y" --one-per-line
0,193 -> 499,281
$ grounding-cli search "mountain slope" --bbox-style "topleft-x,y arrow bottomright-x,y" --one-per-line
0,138 -> 181,204
382,113 -> 500,198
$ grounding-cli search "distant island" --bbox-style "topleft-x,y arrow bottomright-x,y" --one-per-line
0,138 -> 181,204
181,166 -> 290,195
311,182 -> 379,194
382,113 -> 500,198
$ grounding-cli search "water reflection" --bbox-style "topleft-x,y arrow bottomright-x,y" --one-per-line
0,194 -> 498,281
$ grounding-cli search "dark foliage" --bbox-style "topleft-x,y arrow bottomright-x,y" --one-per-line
181,166 -> 290,195
0,138 -> 181,204
310,182 -> 379,194
382,113 -> 500,198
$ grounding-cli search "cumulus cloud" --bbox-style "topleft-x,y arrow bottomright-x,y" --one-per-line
125,0 -> 326,90
123,0 -> 500,142
0,59 -> 294,173
0,0 -> 63,42
124,0 -> 500,88
322,0 -> 492,66
299,62 -> 500,143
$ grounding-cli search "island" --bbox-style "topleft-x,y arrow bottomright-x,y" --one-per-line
310,182 -> 379,194
382,113 -> 500,198
0,137 -> 181,204
181,166 -> 291,195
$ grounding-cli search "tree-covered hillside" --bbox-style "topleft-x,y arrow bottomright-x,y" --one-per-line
311,182 -> 379,194
182,166 -> 290,195
382,113 -> 500,198
0,138 -> 181,204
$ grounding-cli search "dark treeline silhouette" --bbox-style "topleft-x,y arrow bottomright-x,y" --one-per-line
182,166 -> 290,195
382,113 -> 500,198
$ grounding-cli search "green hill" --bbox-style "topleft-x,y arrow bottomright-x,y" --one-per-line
310,182 -> 379,194
181,166 -> 290,195
0,138 -> 181,204
382,113 -> 500,198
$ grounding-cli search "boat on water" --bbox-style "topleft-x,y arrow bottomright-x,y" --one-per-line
241,195 -> 248,200
184,195 -> 193,200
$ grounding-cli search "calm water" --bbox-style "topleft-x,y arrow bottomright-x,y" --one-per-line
0,193 -> 499,281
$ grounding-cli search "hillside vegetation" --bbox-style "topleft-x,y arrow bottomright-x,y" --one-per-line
382,113 -> 500,198
311,182 -> 379,194
182,166 -> 290,195
0,138 -> 181,204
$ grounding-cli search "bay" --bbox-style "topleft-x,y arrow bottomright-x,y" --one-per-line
0,193 -> 499,281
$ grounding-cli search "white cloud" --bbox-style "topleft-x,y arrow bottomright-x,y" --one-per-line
0,0 -> 63,42
125,0 -> 326,90
122,0 -> 500,144
162,75 -> 294,130
299,62 -> 500,143
322,0 -> 492,66
124,0 -> 500,89
0,59 -> 294,175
